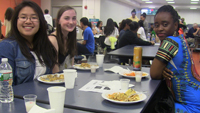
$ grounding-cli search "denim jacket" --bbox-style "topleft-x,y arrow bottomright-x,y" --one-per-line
0,39 -> 52,85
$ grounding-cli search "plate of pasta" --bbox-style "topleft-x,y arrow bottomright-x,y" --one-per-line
101,89 -> 147,104
73,63 -> 99,70
37,74 -> 64,84
118,71 -> 149,78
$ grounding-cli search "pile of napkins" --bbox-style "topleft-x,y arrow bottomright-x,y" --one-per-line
29,105 -> 55,113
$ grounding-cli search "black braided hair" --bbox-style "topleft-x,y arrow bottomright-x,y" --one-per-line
155,5 -> 180,34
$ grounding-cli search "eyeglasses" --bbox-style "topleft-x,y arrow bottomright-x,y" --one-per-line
18,16 -> 39,22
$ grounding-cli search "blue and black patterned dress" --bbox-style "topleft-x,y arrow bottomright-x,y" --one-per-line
155,35 -> 200,113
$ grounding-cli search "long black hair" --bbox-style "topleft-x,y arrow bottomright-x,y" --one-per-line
155,5 -> 180,34
56,6 -> 77,58
5,7 -> 14,21
129,21 -> 139,31
104,18 -> 115,37
119,19 -> 132,32
9,1 -> 57,69
97,21 -> 102,30
138,20 -> 144,27
119,19 -> 126,32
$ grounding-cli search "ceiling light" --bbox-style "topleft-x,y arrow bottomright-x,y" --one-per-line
190,8 -> 197,9
166,0 -> 174,1
191,0 -> 199,1
149,7 -> 155,8
145,1 -> 153,3
142,0 -> 149,1
191,2 -> 198,4
168,2 -> 175,4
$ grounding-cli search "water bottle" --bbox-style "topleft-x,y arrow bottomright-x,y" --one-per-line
0,58 -> 13,103
152,34 -> 156,43
147,33 -> 151,41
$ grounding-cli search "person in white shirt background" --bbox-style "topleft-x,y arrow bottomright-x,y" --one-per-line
44,9 -> 53,26
137,20 -> 147,41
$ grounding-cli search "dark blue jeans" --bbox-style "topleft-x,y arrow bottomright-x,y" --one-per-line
77,43 -> 92,55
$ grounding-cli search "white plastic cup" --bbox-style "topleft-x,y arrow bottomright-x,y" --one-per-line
91,65 -> 96,73
120,79 -> 130,90
47,86 -> 66,113
135,71 -> 142,82
63,69 -> 77,89
96,54 -> 104,67
23,94 -> 37,112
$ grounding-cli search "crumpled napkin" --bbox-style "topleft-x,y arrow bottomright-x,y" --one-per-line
99,80 -> 134,90
29,104 -> 55,113
104,66 -> 128,74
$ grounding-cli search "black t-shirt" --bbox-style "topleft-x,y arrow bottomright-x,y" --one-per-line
187,27 -> 197,38
118,30 -> 152,48
48,34 -> 68,64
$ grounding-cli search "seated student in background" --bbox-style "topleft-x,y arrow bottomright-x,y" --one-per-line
137,20 -> 147,41
114,21 -> 119,29
118,21 -> 154,48
104,18 -> 119,50
0,1 -> 58,85
77,17 -> 94,55
48,6 -> 77,70
118,21 -> 154,64
88,22 -> 99,35
186,23 -> 200,43
149,23 -> 154,33
96,21 -> 103,34
118,19 -> 132,41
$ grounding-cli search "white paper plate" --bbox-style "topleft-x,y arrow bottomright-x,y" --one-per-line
102,90 -> 147,104
118,71 -> 149,78
73,64 -> 99,70
37,74 -> 64,84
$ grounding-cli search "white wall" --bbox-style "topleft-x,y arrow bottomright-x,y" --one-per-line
51,0 -> 82,6
82,0 -> 100,19
100,0 -> 140,26
177,9 -> 200,24
41,0 -> 51,14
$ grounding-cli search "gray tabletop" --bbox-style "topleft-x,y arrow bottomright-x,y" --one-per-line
0,98 -> 90,113
13,63 -> 161,113
107,45 -> 159,60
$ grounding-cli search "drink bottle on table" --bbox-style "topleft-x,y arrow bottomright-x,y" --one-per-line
0,58 -> 13,103
133,46 -> 142,71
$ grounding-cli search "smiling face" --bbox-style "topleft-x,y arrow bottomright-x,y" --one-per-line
59,9 -> 77,33
154,12 -> 178,41
17,6 -> 40,41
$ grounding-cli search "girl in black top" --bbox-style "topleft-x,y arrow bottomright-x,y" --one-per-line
118,21 -> 154,48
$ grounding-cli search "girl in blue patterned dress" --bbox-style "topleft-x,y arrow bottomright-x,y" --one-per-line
150,5 -> 200,113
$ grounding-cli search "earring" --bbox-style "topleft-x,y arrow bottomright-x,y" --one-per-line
173,31 -> 177,36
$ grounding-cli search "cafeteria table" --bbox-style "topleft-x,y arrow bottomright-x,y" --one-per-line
107,45 -> 159,60
13,63 -> 161,113
0,98 -> 90,113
